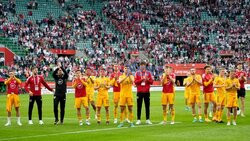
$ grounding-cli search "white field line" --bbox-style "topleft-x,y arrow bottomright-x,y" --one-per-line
0,122 -> 182,141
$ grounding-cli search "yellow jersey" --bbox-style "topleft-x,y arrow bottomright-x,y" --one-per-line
119,74 -> 134,98
95,76 -> 110,97
86,76 -> 96,94
187,74 -> 202,95
226,78 -> 240,95
214,76 -> 226,97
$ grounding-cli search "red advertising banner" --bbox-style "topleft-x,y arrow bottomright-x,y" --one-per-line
50,49 -> 76,55
220,50 -> 234,56
167,64 -> 206,76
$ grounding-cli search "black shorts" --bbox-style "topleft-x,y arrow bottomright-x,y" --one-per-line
237,88 -> 246,98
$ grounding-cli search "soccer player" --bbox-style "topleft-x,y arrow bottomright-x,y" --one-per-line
183,72 -> 191,111
202,65 -> 217,122
85,67 -> 97,119
72,70 -> 90,126
25,67 -> 54,125
95,68 -> 111,125
4,70 -> 22,126
214,68 -> 227,123
52,63 -> 68,125
225,70 -> 240,126
235,63 -> 247,117
110,64 -> 122,124
160,66 -> 176,125
134,61 -> 153,125
186,68 -> 203,122
117,66 -> 135,128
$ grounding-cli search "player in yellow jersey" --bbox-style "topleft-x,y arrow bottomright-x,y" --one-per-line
110,65 -> 128,124
186,68 -> 203,122
214,68 -> 227,123
95,68 -> 111,125
183,72 -> 191,111
225,70 -> 240,126
117,66 -> 135,128
85,67 -> 97,119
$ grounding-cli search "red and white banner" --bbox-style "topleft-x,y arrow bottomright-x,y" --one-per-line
167,64 -> 206,76
50,49 -> 76,55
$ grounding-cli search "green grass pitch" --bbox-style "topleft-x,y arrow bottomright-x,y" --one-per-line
0,91 -> 249,141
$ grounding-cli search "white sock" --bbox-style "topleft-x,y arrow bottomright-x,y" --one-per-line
7,117 -> 11,123
17,117 -> 21,122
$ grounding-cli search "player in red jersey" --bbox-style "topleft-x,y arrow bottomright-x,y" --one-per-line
110,64 -> 122,123
235,63 -> 247,117
160,65 -> 176,125
202,65 -> 217,122
110,64 -> 129,124
4,70 -> 22,126
72,70 -> 90,126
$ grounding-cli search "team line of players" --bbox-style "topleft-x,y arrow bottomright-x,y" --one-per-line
4,63 -> 247,127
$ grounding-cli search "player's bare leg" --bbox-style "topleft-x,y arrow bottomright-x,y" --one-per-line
15,107 -> 22,126
118,106 -> 125,128
89,101 -> 97,119
161,105 -> 167,125
227,107 -> 231,125
169,104 -> 175,124
185,98 -> 190,111
77,108 -> 83,126
197,102 -> 203,122
240,97 -> 245,117
204,102 -> 211,122
124,106 -> 129,123
113,101 -> 119,124
97,107 -> 101,124
212,101 -> 217,121
85,107 -> 90,125
232,107 -> 237,125
5,112 -> 11,126
127,106 -> 134,127
216,104 -> 223,123
191,103 -> 197,122
105,106 -> 110,125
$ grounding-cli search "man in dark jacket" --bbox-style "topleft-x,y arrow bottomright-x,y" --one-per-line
53,63 -> 68,125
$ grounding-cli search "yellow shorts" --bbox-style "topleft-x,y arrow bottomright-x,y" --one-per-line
226,95 -> 238,108
204,92 -> 216,103
113,92 -> 120,103
216,95 -> 226,106
96,96 -> 109,107
6,94 -> 20,112
188,94 -> 201,104
75,97 -> 88,109
161,93 -> 174,105
120,97 -> 133,106
87,91 -> 95,102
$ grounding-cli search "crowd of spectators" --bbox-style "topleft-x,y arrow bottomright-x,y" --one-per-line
0,0 -> 249,81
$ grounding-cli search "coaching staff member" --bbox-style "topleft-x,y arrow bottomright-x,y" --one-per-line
25,67 -> 54,125
134,61 -> 153,125
53,63 -> 68,125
